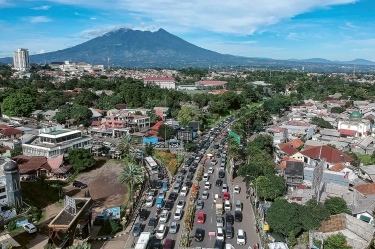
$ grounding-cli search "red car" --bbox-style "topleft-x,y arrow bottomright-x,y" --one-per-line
197,212 -> 205,224
223,191 -> 229,200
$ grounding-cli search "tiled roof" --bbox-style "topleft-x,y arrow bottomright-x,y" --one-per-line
354,183 -> 375,195
0,128 -> 22,136
339,129 -> 356,136
91,121 -> 102,126
47,155 -> 64,170
144,77 -> 175,81
281,157 -> 301,170
279,143 -> 298,155
284,161 -> 304,176
151,121 -> 164,131
317,213 -> 346,233
300,145 -> 354,163
330,163 -> 346,172
289,139 -> 304,148
0,125 -> 10,129
19,156 -> 50,174
195,80 -> 228,85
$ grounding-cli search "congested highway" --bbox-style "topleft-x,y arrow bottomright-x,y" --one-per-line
126,116 -> 259,249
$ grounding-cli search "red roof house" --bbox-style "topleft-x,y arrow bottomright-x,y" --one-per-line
0,128 -> 23,138
300,145 -> 354,165
150,121 -> 164,135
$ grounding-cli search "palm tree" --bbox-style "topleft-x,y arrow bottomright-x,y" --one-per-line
68,242 -> 92,249
117,163 -> 144,204
116,133 -> 135,156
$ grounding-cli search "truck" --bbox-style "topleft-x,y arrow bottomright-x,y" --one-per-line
134,232 -> 151,249
216,197 -> 223,215
94,206 -> 121,225
156,197 -> 164,209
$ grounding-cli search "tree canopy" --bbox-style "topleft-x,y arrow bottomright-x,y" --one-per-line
323,233 -> 352,249
158,124 -> 174,140
177,106 -> 203,127
1,93 -> 35,117
256,174 -> 286,201
324,197 -> 350,215
68,148 -> 96,172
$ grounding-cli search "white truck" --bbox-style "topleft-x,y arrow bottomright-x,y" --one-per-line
134,232 -> 151,249
216,197 -> 223,215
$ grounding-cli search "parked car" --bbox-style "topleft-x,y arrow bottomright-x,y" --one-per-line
216,179 -> 223,186
147,217 -> 157,232
165,200 -> 173,211
234,185 -> 241,194
226,212 -> 233,225
133,222 -> 142,236
224,200 -> 231,211
204,181 -> 211,190
222,184 -> 228,193
202,191 -> 209,199
218,170 -> 225,178
237,229 -> 246,245
169,222 -> 178,234
23,223 -> 37,233
168,192 -> 178,202
159,210 -> 169,223
195,228 -> 204,241
163,238 -> 173,249
73,181 -> 87,189
155,224 -> 166,239
226,224 -> 233,238
145,196 -> 154,207
180,186 -> 188,196
139,209 -> 148,221
223,192 -> 229,200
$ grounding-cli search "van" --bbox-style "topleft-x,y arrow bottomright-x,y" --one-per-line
162,182 -> 168,192
156,197 -> 164,209
235,200 -> 242,211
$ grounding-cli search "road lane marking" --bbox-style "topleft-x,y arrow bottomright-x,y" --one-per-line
211,216 -> 213,223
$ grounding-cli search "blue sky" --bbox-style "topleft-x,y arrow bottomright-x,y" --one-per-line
1,0 -> 375,61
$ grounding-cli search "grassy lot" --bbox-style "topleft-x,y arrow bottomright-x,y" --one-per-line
247,102 -> 262,108
356,153 -> 375,165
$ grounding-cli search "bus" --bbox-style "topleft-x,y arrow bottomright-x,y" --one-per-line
134,232 -> 151,249
144,156 -> 158,172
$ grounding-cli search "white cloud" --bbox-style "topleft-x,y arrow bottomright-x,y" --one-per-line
31,5 -> 51,10
48,0 -> 358,35
29,16 -> 52,23
74,12 -> 79,15
38,49 -> 45,54
345,22 -> 359,29
90,17 -> 96,20
78,24 -> 134,39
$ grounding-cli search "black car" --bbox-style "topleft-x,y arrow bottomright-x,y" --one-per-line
192,162 -> 198,168
133,222 -> 142,236
165,200 -> 173,211
150,180 -> 157,189
214,239 -> 223,249
187,172 -> 194,180
73,181 -> 87,189
148,217 -> 157,231
158,172 -> 164,180
214,144 -> 219,149
226,212 -> 233,225
215,179 -> 223,186
195,228 -> 204,241
218,170 -> 225,178
179,168 -> 186,175
185,180 -> 192,188
156,180 -> 163,189
139,209 -> 148,221
235,211 -> 243,222
226,224 -> 233,238
168,192 -> 178,202
153,241 -> 161,249
189,167 -> 195,174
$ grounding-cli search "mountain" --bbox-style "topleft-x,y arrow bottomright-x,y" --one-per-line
288,57 -> 375,65
0,28 -> 252,68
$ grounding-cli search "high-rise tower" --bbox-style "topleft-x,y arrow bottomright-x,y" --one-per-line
13,48 -> 30,71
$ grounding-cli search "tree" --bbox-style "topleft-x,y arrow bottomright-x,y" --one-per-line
144,143 -> 154,156
117,134 -> 135,156
256,175 -> 286,201
311,117 -> 333,129
300,199 -> 330,231
249,134 -> 274,155
1,93 -> 35,117
331,107 -> 346,114
267,198 -> 303,235
177,106 -> 203,127
44,244 -> 56,249
158,124 -> 174,140
70,105 -> 92,124
68,148 -> 96,172
184,142 -> 196,152
10,146 -> 23,157
38,174 -> 47,186
117,163 -> 144,204
324,197 -> 350,215
67,242 -> 92,249
238,148 -> 275,179
323,233 -> 352,249
288,231 -> 297,248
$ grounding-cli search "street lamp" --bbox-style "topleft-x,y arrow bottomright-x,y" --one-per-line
246,175 -> 258,204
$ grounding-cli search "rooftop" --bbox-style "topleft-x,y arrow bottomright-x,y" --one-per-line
47,129 -> 70,136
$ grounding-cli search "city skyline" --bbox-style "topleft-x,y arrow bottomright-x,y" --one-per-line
1,0 -> 375,61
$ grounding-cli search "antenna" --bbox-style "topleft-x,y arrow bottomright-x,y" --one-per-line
353,63 -> 356,78
108,56 -> 110,69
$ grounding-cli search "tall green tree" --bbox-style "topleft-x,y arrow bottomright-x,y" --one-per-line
70,105 -> 92,124
324,197 -> 350,215
177,106 -> 203,127
323,233 -> 352,249
158,124 -> 174,140
1,93 -> 35,117
68,148 -> 96,172
116,134 -> 135,156
256,175 -> 286,201
300,199 -> 330,231
117,163 -> 144,204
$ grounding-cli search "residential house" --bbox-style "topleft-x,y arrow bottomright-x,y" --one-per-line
351,137 -> 375,155
150,121 -> 164,135
358,164 -> 375,182
343,190 -> 375,224
153,107 -> 169,121
337,111 -> 370,138
275,143 -> 298,164
42,110 -> 58,121
272,127 -> 288,145
279,124 -> 315,140
314,213 -> 373,249
143,77 -> 176,89
304,167 -> 349,187
89,108 -> 102,122
0,128 -> 23,139
319,129 -> 340,141
284,161 -> 304,188
31,110 -> 44,119
105,109 -> 150,130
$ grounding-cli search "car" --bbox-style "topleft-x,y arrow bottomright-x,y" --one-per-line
174,208 -> 183,220
222,184 -> 228,193
176,200 -> 185,209
169,222 -> 178,234
164,200 -> 173,211
185,180 -> 192,187
204,181 -> 211,190
226,224 -> 233,238
159,210 -> 169,223
234,185 -> 241,194
158,190 -> 166,198
197,211 -> 205,224
195,228 -> 204,241
148,190 -> 156,197
237,229 -> 246,245
188,168 -> 195,174
180,186 -> 188,196
158,172 -> 164,180
214,240 -> 224,249
168,192 -> 178,202
155,224 -> 166,239
224,200 -> 231,211
196,199 -> 204,210
202,191 -> 209,199
235,200 -> 242,211
217,227 -> 225,241
133,222 -> 142,236
235,211 -> 243,222
192,162 -> 198,168
23,223 -> 37,233
203,173 -> 209,181
226,212 -> 233,225
145,196 -> 154,207
218,170 -> 225,178
216,179 -> 223,186
154,241 -> 161,249
179,168 -> 186,175
156,180 -> 163,189
223,192 -> 229,200
187,172 -> 194,180
211,159 -> 218,165
214,194 -> 221,203
216,215 -> 224,227
173,183 -> 181,193
208,167 -> 214,174
147,217 -> 157,232
139,209 -> 148,221
163,238 -> 173,249
72,181 -> 87,189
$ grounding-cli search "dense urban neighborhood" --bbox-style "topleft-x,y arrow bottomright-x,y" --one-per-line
1,60 -> 375,249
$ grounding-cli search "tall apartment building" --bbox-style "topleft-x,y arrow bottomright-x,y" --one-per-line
13,48 -> 30,71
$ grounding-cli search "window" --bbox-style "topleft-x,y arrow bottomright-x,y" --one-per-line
304,157 -> 308,163
0,188 -> 5,193
0,195 -> 6,199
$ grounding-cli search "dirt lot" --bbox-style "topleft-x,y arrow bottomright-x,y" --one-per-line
66,160 -> 128,212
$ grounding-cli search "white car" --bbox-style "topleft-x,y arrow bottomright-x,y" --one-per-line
224,200 -> 231,211
237,229 -> 246,245
23,223 -> 37,233
158,190 -> 165,199
180,186 -> 188,197
204,181 -> 211,190
203,173 -> 209,181
159,210 -> 169,223
176,200 -> 185,209
214,194 -> 220,203
217,227 -> 225,241
208,167 -> 214,174
145,196 -> 154,207
155,224 -> 166,239
202,191 -> 209,199
234,185 -> 241,194
174,208 -> 183,220
222,184 -> 228,193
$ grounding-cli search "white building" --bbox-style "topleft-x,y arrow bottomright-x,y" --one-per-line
338,111 -> 370,138
22,126 -> 92,158
13,48 -> 30,71
143,78 -> 176,89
